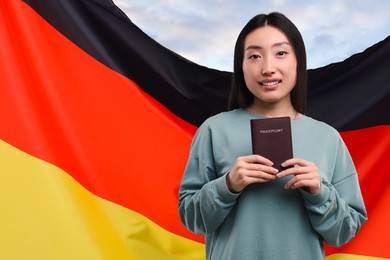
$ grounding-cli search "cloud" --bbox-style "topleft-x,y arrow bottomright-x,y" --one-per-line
113,0 -> 390,71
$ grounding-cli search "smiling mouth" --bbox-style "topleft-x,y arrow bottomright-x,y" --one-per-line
259,80 -> 282,86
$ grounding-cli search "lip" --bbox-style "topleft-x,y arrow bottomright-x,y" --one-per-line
259,79 -> 282,89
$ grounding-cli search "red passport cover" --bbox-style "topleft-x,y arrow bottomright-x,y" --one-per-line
250,117 -> 293,171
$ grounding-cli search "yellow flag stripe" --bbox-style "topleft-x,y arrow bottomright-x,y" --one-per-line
327,254 -> 390,260
0,139 -> 385,260
0,139 -> 204,260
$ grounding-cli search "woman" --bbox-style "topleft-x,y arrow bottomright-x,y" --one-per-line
178,12 -> 367,260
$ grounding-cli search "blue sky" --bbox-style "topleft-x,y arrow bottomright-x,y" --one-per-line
113,0 -> 390,71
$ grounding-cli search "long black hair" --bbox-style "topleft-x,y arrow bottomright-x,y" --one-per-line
228,12 -> 307,114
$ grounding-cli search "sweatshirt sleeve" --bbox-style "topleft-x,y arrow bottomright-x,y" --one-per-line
178,124 -> 240,235
300,137 -> 368,247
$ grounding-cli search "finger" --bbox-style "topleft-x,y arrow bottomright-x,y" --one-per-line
284,177 -> 311,190
285,179 -> 321,194
230,171 -> 275,192
276,166 -> 307,178
248,172 -> 276,182
284,173 -> 318,188
281,157 -> 310,168
245,154 -> 274,166
244,168 -> 277,181
246,163 -> 279,174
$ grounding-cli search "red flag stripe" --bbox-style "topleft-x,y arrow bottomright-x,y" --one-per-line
324,127 -> 390,257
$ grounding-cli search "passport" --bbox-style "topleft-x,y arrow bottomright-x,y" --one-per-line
250,117 -> 293,171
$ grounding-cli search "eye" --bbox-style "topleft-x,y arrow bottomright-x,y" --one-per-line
276,51 -> 287,56
249,54 -> 261,60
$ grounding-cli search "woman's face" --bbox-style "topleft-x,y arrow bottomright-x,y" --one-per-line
242,26 -> 297,108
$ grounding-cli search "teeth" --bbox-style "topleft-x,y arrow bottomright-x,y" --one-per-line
261,81 -> 279,86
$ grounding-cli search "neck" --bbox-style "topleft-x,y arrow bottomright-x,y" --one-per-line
246,102 -> 301,119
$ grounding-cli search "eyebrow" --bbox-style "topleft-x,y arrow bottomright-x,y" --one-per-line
245,41 -> 290,51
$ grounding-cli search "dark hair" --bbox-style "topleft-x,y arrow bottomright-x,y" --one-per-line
228,12 -> 307,114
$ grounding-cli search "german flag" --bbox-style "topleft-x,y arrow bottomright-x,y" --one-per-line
0,0 -> 389,259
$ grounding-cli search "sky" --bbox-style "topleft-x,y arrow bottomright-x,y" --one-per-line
113,0 -> 390,72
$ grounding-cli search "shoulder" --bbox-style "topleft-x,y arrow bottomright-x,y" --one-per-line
297,116 -> 340,137
191,109 -> 247,144
200,108 -> 246,129
293,116 -> 345,150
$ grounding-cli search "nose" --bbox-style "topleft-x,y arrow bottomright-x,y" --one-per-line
262,56 -> 275,76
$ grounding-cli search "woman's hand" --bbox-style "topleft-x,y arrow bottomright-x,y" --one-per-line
277,158 -> 321,194
226,155 -> 279,193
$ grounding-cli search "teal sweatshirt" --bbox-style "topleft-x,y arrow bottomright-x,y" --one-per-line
178,108 -> 367,260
